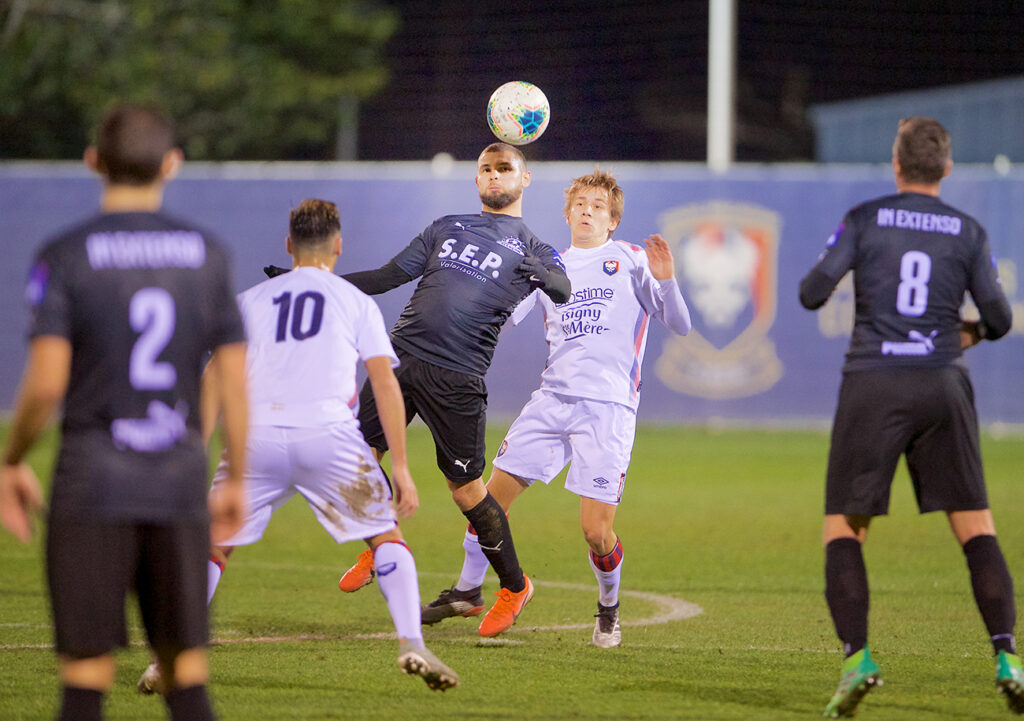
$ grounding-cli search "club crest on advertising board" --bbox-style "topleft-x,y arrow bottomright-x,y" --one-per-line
655,202 -> 783,399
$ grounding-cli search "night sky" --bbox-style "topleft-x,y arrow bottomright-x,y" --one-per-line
357,0 -> 1024,162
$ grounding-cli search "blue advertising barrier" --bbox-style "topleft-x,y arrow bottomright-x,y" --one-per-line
2,162 -> 1022,425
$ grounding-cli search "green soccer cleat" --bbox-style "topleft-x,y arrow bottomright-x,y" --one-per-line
824,645 -> 882,718
996,650 -> 1024,714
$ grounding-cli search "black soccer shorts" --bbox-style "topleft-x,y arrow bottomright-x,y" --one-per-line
824,366 -> 988,516
46,516 -> 209,658
357,347 -> 487,483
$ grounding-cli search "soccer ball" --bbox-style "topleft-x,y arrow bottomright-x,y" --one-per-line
486,81 -> 550,146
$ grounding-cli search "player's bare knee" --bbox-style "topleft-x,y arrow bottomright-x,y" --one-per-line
211,545 -> 233,564
948,508 -> 996,546
367,527 -> 404,549
59,654 -> 116,691
485,471 -> 525,511
582,525 -> 615,555
161,647 -> 208,690
449,476 -> 485,510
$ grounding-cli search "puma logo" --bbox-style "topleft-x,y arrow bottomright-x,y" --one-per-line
453,459 -> 470,472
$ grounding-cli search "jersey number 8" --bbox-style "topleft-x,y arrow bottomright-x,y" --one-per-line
896,250 -> 931,317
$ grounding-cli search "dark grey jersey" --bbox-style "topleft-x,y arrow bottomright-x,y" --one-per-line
799,192 -> 1010,371
387,212 -> 564,377
26,211 -> 245,521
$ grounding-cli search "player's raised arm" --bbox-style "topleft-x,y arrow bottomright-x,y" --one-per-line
642,234 -> 691,336
364,355 -> 418,518
517,253 -> 570,303
267,256 -> 416,294
342,259 -> 416,295
643,233 -> 675,280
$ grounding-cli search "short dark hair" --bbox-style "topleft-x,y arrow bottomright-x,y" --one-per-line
894,117 -> 951,184
479,142 -> 526,167
95,104 -> 177,186
289,199 -> 341,248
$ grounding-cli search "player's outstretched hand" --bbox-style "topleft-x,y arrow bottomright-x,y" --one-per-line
643,234 -> 676,281
264,265 -> 289,279
209,478 -> 246,545
0,463 -> 45,544
516,254 -> 549,290
390,465 -> 419,519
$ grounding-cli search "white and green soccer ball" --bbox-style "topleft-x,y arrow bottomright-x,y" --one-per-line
486,81 -> 550,146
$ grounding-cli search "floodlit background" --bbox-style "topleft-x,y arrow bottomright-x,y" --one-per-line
3,6 -> 1024,720
3,1 -> 1023,162
2,0 -> 1023,423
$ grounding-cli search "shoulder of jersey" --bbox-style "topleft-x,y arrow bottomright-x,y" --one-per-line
851,193 -> 900,216
611,239 -> 647,267
439,213 -> 482,225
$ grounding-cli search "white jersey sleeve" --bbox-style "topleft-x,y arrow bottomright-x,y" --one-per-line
633,257 -> 692,336
533,240 -> 690,410
509,289 -> 540,325
237,266 -> 398,427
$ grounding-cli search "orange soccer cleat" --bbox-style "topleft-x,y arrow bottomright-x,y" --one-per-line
478,575 -> 534,637
338,548 -> 375,592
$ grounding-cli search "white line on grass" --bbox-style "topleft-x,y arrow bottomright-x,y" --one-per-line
0,577 -> 701,650
513,579 -> 702,632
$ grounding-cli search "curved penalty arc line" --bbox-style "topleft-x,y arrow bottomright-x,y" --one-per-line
0,576 -> 701,650
511,578 -> 702,633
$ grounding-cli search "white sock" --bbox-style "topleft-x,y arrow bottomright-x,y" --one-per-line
373,541 -> 423,645
588,540 -> 623,608
456,528 -> 489,591
207,558 -> 225,604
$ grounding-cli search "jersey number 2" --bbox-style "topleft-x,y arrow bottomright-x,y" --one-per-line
130,287 -> 177,390
896,250 -> 931,317
273,291 -> 325,342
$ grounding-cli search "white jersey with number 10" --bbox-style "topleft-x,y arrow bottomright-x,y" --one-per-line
237,266 -> 399,428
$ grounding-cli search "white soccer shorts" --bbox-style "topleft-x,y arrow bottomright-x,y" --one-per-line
492,390 -> 636,505
210,422 -> 397,546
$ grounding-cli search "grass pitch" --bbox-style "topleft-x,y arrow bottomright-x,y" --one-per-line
1,422 -> 1022,720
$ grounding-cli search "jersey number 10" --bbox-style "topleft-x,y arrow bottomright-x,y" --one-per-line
273,291 -> 325,342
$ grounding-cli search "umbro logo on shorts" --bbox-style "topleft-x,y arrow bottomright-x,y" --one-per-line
593,477 -> 609,488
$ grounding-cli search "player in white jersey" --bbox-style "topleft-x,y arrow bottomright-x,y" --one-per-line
139,199 -> 457,693
421,169 -> 691,647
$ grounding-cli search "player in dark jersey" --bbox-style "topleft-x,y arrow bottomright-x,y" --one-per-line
0,104 -> 247,721
270,142 -> 569,636
799,117 -> 1021,718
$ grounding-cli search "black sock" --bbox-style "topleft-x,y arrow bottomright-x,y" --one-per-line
825,537 -> 869,657
463,493 -> 525,592
963,534 -> 1017,655
57,686 -> 103,721
165,684 -> 215,721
